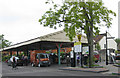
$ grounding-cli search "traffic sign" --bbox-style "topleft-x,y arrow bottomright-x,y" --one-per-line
74,42 -> 82,53
77,34 -> 82,42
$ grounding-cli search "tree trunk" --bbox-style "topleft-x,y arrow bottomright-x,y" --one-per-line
83,2 -> 94,68
88,3 -> 94,68
85,22 -> 94,68
88,30 -> 94,68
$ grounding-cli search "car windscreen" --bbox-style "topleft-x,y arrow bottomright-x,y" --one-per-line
39,54 -> 45,58
37,53 -> 49,59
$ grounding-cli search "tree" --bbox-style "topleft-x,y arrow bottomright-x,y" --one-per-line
115,38 -> 120,46
0,34 -> 12,49
95,43 -> 101,50
39,0 -> 116,67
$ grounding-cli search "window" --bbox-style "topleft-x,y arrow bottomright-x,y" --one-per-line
104,44 -> 106,48
40,54 -> 45,58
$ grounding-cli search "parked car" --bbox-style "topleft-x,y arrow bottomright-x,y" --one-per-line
83,51 -> 100,63
93,51 -> 100,63
115,54 -> 120,60
7,56 -> 23,66
31,53 -> 51,67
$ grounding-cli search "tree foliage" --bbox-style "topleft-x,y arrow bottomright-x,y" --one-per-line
0,34 -> 12,49
39,0 -> 116,41
39,0 -> 116,67
115,38 -> 120,46
95,43 -> 101,50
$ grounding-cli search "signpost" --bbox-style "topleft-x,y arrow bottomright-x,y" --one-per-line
74,42 -> 82,53
73,34 -> 83,67
74,34 -> 82,53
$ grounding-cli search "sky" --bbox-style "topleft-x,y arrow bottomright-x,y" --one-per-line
0,0 -> 119,44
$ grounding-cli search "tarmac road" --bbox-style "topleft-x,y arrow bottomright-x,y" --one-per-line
1,62 -> 116,77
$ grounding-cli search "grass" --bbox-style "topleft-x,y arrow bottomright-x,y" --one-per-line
85,64 -> 100,67
118,63 -> 120,65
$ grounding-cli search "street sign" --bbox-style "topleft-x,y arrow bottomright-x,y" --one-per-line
70,51 -> 74,58
77,34 -> 82,42
107,50 -> 110,56
74,42 -> 82,53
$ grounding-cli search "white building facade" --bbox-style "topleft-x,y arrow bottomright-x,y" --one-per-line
94,32 -> 117,62
98,33 -> 117,50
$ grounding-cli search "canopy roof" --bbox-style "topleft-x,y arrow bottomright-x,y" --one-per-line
1,30 -> 88,51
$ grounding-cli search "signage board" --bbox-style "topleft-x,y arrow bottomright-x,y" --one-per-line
70,51 -> 74,58
107,50 -> 110,56
77,34 -> 82,42
74,42 -> 82,53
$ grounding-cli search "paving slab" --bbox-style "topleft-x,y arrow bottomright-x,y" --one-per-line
59,67 -> 109,73
98,62 -> 120,75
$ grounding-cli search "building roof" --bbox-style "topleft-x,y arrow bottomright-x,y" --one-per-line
1,30 -> 88,51
94,35 -> 104,43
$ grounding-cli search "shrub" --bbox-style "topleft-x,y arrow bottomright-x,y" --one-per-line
2,55 -> 11,62
115,50 -> 120,54
46,51 -> 51,54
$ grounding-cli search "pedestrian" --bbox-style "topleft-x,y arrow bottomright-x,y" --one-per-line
21,54 -> 24,65
24,56 -> 28,66
83,54 -> 88,65
66,55 -> 70,66
12,56 -> 17,70
22,54 -> 24,60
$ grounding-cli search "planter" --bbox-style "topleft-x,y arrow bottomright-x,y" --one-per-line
83,66 -> 103,68
113,64 -> 120,67
112,73 -> 120,75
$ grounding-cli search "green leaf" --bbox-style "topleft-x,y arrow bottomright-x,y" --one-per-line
39,0 -> 116,42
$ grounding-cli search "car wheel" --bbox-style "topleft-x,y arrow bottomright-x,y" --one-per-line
31,63 -> 34,67
38,63 -> 41,67
95,60 -> 98,63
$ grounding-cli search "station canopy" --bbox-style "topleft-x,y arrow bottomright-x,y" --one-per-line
2,30 -> 88,51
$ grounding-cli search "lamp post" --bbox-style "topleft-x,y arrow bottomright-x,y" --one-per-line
100,31 -> 115,65
106,31 -> 108,65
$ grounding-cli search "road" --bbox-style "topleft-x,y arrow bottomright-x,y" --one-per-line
1,62 -> 117,77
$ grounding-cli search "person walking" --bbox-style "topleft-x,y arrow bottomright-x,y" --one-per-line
66,55 -> 70,66
12,56 -> 17,70
21,54 -> 25,65
24,56 -> 28,66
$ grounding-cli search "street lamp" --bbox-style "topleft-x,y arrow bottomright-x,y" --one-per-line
100,31 -> 115,65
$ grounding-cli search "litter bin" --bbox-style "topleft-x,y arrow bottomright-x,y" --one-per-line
83,54 -> 88,65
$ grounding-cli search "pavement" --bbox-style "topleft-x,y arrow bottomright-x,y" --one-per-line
59,67 -> 109,73
99,62 -> 120,75
59,62 -> 120,75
